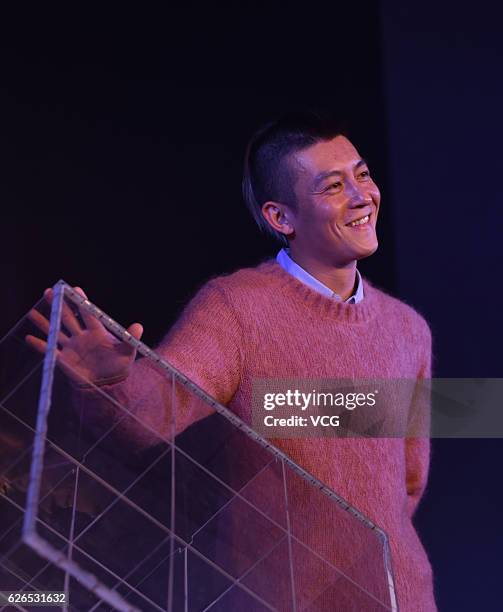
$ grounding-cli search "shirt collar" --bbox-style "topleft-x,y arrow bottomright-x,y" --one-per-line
276,248 -> 364,304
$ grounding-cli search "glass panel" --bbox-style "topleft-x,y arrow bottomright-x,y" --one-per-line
285,465 -> 392,609
0,282 -> 396,611
0,295 -> 47,408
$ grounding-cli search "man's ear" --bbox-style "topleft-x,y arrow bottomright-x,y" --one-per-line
261,201 -> 295,237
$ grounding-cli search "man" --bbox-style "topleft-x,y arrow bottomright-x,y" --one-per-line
28,113 -> 436,611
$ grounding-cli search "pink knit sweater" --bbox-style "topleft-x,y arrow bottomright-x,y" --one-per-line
82,260 -> 436,611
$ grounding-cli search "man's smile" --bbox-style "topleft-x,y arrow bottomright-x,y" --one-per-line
344,210 -> 375,229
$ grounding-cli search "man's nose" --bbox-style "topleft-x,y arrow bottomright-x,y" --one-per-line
345,179 -> 369,205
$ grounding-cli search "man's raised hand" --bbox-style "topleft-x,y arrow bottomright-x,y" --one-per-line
25,287 -> 143,387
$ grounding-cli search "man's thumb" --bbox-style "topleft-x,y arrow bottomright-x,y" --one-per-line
127,323 -> 144,341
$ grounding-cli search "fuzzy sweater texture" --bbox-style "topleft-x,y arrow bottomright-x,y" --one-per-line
83,259 -> 436,611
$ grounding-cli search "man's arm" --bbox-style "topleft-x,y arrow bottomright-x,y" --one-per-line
405,320 -> 433,518
52,280 -> 244,451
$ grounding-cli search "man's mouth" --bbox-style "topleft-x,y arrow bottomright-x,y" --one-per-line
346,213 -> 371,228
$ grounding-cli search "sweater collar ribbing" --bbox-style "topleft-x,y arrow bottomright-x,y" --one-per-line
258,259 -> 379,324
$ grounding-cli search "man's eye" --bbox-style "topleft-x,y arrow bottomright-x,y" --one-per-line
326,181 -> 342,190
358,171 -> 370,178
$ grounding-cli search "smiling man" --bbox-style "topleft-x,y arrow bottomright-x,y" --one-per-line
28,113 -> 436,611
256,126 -> 381,302
239,114 -> 436,611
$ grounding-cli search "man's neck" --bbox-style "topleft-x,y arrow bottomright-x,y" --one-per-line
287,250 -> 358,301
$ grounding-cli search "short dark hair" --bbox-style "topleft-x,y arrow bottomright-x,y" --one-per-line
242,112 -> 349,245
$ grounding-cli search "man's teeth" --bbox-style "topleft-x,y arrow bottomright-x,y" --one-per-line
349,215 -> 370,227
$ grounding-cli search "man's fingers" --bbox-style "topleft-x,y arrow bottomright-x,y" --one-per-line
25,335 -> 65,359
25,334 -> 48,356
127,323 -> 144,341
116,322 -> 143,358
25,336 -> 83,383
27,308 -> 50,335
27,309 -> 71,345
42,288 -> 81,336
61,300 -> 84,336
43,286 -> 101,332
72,287 -> 102,331
74,287 -> 88,299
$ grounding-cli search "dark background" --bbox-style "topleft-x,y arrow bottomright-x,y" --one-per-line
1,3 -> 502,610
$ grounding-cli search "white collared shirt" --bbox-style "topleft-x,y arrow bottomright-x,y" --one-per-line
276,248 -> 364,304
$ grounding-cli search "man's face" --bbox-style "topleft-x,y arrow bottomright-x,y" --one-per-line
286,135 -> 381,267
